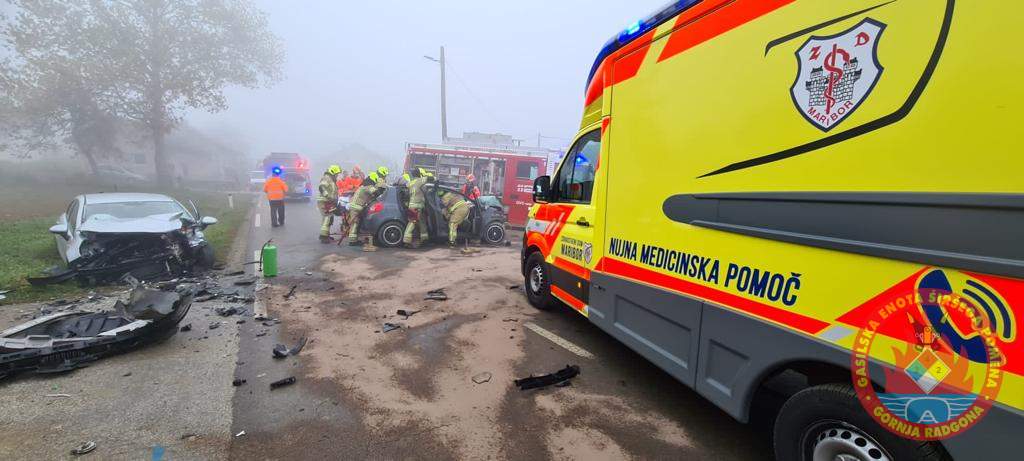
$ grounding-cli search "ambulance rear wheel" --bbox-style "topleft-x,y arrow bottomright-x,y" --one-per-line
774,383 -> 949,461
525,252 -> 556,310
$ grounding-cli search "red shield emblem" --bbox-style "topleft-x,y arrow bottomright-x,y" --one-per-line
791,18 -> 885,131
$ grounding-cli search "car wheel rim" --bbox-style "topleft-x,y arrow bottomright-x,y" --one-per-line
486,224 -> 504,243
529,264 -> 544,294
805,421 -> 891,461
383,225 -> 403,245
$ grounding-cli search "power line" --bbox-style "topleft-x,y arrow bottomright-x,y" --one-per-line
444,60 -> 505,128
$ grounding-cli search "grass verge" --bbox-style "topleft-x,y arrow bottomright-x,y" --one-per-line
0,189 -> 253,305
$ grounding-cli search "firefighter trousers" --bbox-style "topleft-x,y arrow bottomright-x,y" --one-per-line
447,205 -> 470,244
347,204 -> 364,239
403,205 -> 429,244
318,201 -> 333,237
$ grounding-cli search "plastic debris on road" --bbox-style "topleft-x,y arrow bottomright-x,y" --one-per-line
472,372 -> 492,384
514,365 -> 580,390
269,376 -> 296,389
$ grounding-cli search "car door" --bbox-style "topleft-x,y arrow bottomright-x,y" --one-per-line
545,129 -> 601,315
422,184 -> 445,239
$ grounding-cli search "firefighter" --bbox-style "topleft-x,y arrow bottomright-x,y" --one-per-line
263,167 -> 288,227
402,168 -> 430,248
439,189 -> 471,247
374,166 -> 389,188
346,176 -> 380,245
317,165 -> 342,243
461,174 -> 481,201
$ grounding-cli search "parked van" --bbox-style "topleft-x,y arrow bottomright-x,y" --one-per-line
523,1 -> 1022,460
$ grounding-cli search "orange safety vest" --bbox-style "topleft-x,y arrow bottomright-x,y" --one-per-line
263,176 -> 288,201
461,183 -> 481,200
338,176 -> 361,195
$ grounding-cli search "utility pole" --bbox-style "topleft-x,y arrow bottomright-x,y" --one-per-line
439,46 -> 448,143
424,46 -> 448,143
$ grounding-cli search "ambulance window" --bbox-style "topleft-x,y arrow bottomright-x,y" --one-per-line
556,130 -> 600,204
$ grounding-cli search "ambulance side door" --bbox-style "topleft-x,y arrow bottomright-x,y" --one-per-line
547,129 -> 601,315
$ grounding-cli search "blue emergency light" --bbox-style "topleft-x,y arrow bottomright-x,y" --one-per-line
271,165 -> 283,176
586,0 -> 702,91
624,20 -> 642,36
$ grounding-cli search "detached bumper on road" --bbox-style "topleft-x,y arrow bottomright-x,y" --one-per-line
0,285 -> 194,380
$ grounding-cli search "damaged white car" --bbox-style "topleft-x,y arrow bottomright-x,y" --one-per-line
31,193 -> 218,286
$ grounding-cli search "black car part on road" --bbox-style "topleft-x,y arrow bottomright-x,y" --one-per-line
0,284 -> 194,380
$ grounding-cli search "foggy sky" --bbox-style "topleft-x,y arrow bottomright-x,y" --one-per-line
185,0 -> 666,161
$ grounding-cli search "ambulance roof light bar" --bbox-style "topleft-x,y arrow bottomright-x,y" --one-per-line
585,0 -> 702,91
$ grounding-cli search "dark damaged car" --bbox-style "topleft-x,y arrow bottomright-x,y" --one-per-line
31,193 -> 218,286
359,184 -> 508,247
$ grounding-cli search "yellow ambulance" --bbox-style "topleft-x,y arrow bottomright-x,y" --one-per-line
522,1 -> 1022,459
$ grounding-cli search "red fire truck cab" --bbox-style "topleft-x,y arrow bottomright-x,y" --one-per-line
405,143 -> 547,227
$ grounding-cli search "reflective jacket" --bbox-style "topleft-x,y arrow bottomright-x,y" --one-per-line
407,176 -> 428,207
263,176 -> 288,201
317,173 -> 338,202
338,176 -> 359,194
350,184 -> 379,209
440,191 -> 469,214
461,183 -> 481,201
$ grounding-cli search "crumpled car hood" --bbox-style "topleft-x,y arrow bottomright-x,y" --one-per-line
79,212 -> 186,234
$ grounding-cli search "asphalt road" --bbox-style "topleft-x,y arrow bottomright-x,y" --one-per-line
0,197 -> 771,460
228,198 -> 770,460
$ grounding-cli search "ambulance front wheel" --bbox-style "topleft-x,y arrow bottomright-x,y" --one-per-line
525,252 -> 557,310
773,383 -> 949,461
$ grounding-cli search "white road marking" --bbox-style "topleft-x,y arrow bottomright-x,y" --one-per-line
524,322 -> 595,359
254,213 -> 261,228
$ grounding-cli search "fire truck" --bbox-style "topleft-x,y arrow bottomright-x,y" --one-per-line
405,142 -> 548,227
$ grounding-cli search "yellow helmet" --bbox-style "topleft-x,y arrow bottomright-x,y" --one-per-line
419,167 -> 433,177
402,173 -> 411,183
377,166 -> 389,177
369,171 -> 380,183
327,165 -> 342,175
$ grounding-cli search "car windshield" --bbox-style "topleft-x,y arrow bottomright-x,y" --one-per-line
477,195 -> 503,209
83,201 -> 188,221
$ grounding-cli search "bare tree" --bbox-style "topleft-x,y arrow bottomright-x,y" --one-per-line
1,0 -> 284,184
0,1 -> 122,173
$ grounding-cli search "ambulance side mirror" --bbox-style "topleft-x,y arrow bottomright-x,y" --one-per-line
532,176 -> 551,204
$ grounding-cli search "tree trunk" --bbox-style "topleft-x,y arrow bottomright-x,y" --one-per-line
152,125 -> 171,187
81,145 -> 100,176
